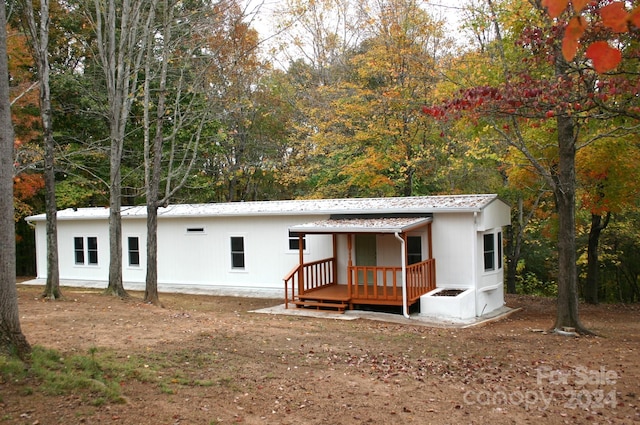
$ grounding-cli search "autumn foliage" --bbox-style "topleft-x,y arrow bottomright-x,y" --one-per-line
543,0 -> 640,72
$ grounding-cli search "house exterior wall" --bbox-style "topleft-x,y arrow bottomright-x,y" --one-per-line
430,212 -> 475,289
152,215 -> 333,289
475,228 -> 505,316
37,213 -> 334,291
30,195 -> 510,317
478,199 -> 511,231
35,219 -> 112,281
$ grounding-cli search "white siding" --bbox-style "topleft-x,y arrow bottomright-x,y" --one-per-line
38,214 -> 335,291
478,199 -> 511,231
56,220 -> 110,281
145,214 -> 332,290
431,213 -> 475,289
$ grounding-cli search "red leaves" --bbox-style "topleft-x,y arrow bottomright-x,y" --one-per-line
586,42 -> 623,74
600,2 -> 630,33
541,0 -> 568,19
631,7 -> 640,28
543,0 -> 639,73
562,16 -> 586,61
571,0 -> 590,14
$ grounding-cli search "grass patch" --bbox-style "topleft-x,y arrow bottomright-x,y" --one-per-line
0,346 -> 156,404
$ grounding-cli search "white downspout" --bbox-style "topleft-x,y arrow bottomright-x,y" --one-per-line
394,232 -> 410,319
473,212 -> 479,317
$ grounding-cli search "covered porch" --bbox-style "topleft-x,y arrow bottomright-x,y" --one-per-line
283,215 -> 436,314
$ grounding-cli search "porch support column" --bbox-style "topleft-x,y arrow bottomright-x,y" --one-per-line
332,234 -> 338,284
395,232 -> 410,319
427,222 -> 433,259
298,233 -> 304,296
347,234 -> 353,298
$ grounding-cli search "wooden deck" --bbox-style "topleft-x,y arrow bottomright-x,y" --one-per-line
294,284 -> 419,313
284,257 -> 435,314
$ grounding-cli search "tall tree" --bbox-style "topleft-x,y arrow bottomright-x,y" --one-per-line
425,0 -> 640,333
141,0 -> 213,304
20,0 -> 61,299
0,1 -> 31,359
89,0 -> 154,297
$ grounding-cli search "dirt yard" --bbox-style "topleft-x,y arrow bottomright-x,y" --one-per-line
2,284 -> 639,425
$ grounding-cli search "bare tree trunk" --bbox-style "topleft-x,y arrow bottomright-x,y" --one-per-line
22,0 -> 61,300
505,197 -> 524,294
92,0 -> 151,297
0,2 -> 31,358
142,0 -> 205,304
584,212 -> 610,304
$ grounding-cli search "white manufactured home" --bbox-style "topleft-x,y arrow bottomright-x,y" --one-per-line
26,194 -> 510,321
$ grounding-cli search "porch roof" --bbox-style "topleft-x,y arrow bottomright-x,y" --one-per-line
289,216 -> 432,234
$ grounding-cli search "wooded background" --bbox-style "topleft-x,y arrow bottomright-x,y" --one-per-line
8,0 -> 640,303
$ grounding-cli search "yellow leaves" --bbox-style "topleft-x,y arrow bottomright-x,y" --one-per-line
576,138 -> 640,214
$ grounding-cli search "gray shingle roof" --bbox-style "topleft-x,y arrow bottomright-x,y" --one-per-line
26,194 -> 502,222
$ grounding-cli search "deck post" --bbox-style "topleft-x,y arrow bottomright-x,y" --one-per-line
298,233 -> 305,296
427,222 -> 433,260
332,234 -> 338,284
347,234 -> 353,301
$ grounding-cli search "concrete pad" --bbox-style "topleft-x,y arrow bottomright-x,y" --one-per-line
251,304 -> 520,328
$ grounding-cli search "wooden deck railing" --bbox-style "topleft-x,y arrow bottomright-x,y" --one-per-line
348,258 -> 436,304
285,257 -> 435,308
348,266 -> 402,302
283,257 -> 336,308
406,258 -> 436,303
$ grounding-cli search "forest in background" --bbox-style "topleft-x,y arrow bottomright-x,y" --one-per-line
8,0 -> 640,303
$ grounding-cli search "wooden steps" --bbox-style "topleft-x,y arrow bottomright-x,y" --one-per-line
293,299 -> 348,313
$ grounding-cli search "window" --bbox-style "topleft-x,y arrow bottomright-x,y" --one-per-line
74,237 -> 84,264
407,236 -> 422,265
128,237 -> 140,266
483,233 -> 495,271
87,237 -> 98,265
230,236 -> 245,269
288,231 -> 306,250
74,236 -> 98,265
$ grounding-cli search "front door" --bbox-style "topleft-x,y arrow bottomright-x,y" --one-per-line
355,234 -> 376,284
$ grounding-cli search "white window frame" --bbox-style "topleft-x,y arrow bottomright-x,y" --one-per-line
483,231 -> 503,273
74,236 -> 99,266
288,231 -> 307,251
127,236 -> 141,267
230,235 -> 246,270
